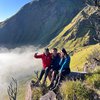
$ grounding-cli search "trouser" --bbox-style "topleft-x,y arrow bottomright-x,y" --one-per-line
48,66 -> 60,87
55,68 -> 70,86
49,65 -> 60,82
38,67 -> 51,84
49,70 -> 59,86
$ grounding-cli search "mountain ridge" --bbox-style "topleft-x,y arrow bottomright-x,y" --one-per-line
49,5 -> 100,51
0,0 -> 85,48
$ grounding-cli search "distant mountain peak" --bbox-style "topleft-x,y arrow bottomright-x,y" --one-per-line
0,0 -> 85,48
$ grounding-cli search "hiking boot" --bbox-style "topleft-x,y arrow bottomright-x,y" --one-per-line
50,84 -> 56,90
48,83 -> 54,89
35,81 -> 40,87
30,80 -> 35,88
50,82 -> 61,91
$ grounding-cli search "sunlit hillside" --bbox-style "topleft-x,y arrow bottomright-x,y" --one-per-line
49,6 -> 99,51
70,44 -> 100,71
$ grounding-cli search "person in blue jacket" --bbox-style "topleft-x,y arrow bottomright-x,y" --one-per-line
51,48 -> 71,90
59,48 -> 71,78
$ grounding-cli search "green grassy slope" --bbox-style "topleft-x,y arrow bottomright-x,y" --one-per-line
49,6 -> 99,52
70,44 -> 100,71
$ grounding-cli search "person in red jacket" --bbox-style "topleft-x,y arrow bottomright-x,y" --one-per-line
34,48 -> 52,85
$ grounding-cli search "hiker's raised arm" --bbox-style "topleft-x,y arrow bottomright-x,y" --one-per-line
34,53 -> 42,58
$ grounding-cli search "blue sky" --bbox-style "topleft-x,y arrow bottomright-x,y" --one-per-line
0,0 -> 32,22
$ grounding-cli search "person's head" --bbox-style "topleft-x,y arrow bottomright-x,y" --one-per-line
52,48 -> 58,56
44,48 -> 49,55
61,48 -> 68,58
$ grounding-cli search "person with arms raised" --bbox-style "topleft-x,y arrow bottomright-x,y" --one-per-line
34,48 -> 52,86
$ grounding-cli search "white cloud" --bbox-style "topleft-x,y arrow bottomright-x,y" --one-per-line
0,46 -> 42,99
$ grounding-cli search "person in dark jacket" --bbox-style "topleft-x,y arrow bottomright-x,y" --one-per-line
51,48 -> 71,90
34,48 -> 52,85
48,48 -> 61,88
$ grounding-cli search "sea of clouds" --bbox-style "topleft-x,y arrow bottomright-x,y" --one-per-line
0,46 -> 42,99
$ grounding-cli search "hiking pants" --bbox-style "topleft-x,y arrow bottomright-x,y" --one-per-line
55,68 -> 70,86
38,67 -> 51,83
